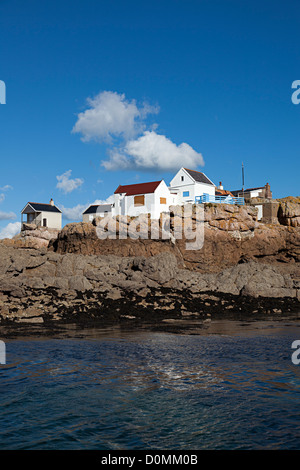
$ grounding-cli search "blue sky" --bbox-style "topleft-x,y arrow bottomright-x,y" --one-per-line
0,0 -> 299,237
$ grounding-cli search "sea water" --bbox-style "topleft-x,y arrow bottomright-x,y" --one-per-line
0,319 -> 300,450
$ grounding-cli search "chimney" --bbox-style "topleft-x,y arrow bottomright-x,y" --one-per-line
218,181 -> 223,190
50,198 -> 54,206
265,183 -> 272,199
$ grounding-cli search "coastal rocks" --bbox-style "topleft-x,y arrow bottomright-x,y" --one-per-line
49,221 -> 180,261
130,252 -> 178,283
0,201 -> 299,326
0,225 -> 60,249
203,203 -> 258,231
49,204 -> 300,273
277,197 -> 300,227
175,260 -> 300,298
0,244 -> 299,325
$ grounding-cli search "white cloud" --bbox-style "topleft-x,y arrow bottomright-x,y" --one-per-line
0,188 -> 16,221
59,203 -> 88,221
0,211 -> 16,221
56,170 -> 84,194
0,222 -> 21,239
59,195 -> 114,221
0,185 -> 13,191
101,131 -> 204,171
72,91 -> 159,143
72,90 -> 205,173
93,195 -> 114,205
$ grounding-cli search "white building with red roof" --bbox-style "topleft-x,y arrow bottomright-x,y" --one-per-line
114,180 -> 174,219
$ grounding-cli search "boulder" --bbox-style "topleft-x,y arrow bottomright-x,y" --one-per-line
278,197 -> 300,227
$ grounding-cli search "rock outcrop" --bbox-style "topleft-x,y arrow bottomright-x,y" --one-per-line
0,244 -> 299,326
1,225 -> 60,250
48,203 -> 300,273
277,197 -> 300,227
0,202 -> 299,327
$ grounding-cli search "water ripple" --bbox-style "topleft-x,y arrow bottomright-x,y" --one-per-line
0,322 -> 300,449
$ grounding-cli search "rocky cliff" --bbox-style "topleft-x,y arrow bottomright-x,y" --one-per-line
48,203 -> 300,273
0,246 -> 299,328
0,201 -> 299,328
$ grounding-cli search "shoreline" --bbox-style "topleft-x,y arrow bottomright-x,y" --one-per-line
1,286 -> 299,338
2,311 -> 300,339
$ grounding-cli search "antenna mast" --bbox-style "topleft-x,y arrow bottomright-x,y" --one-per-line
242,162 -> 245,195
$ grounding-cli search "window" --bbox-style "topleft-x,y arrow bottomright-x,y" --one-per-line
134,195 -> 145,206
183,191 -> 190,197
181,176 -> 184,181
160,197 -> 167,204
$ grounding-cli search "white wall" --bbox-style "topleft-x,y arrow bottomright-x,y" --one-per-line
169,168 -> 215,203
250,190 -> 262,198
114,181 -> 171,219
169,168 -> 194,188
126,192 -> 155,218
153,180 -> 172,218
40,211 -> 62,229
255,204 -> 263,221
114,193 -> 126,217
194,182 -> 215,198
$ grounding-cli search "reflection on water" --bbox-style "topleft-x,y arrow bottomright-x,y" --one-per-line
1,319 -> 300,449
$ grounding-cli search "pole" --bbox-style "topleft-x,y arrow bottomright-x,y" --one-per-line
242,162 -> 245,193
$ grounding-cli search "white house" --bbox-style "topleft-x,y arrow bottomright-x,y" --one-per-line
21,199 -> 62,229
82,203 -> 114,223
114,180 -> 172,219
169,167 -> 216,204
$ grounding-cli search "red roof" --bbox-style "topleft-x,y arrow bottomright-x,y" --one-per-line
114,181 -> 162,196
215,189 -> 234,197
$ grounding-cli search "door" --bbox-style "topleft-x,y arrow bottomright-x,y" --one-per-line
43,218 -> 47,227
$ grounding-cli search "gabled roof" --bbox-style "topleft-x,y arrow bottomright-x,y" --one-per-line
22,202 -> 62,213
183,168 -> 215,186
83,204 -> 112,215
114,180 -> 162,196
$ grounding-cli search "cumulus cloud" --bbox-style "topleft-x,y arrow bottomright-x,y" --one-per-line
72,91 -> 159,143
102,131 -> 204,171
0,211 -> 16,221
0,222 -> 21,239
56,170 -> 84,194
72,90 -> 205,173
0,194 -> 5,204
59,195 -> 114,221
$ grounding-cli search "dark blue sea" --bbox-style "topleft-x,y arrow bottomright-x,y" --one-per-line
1,318 -> 300,450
